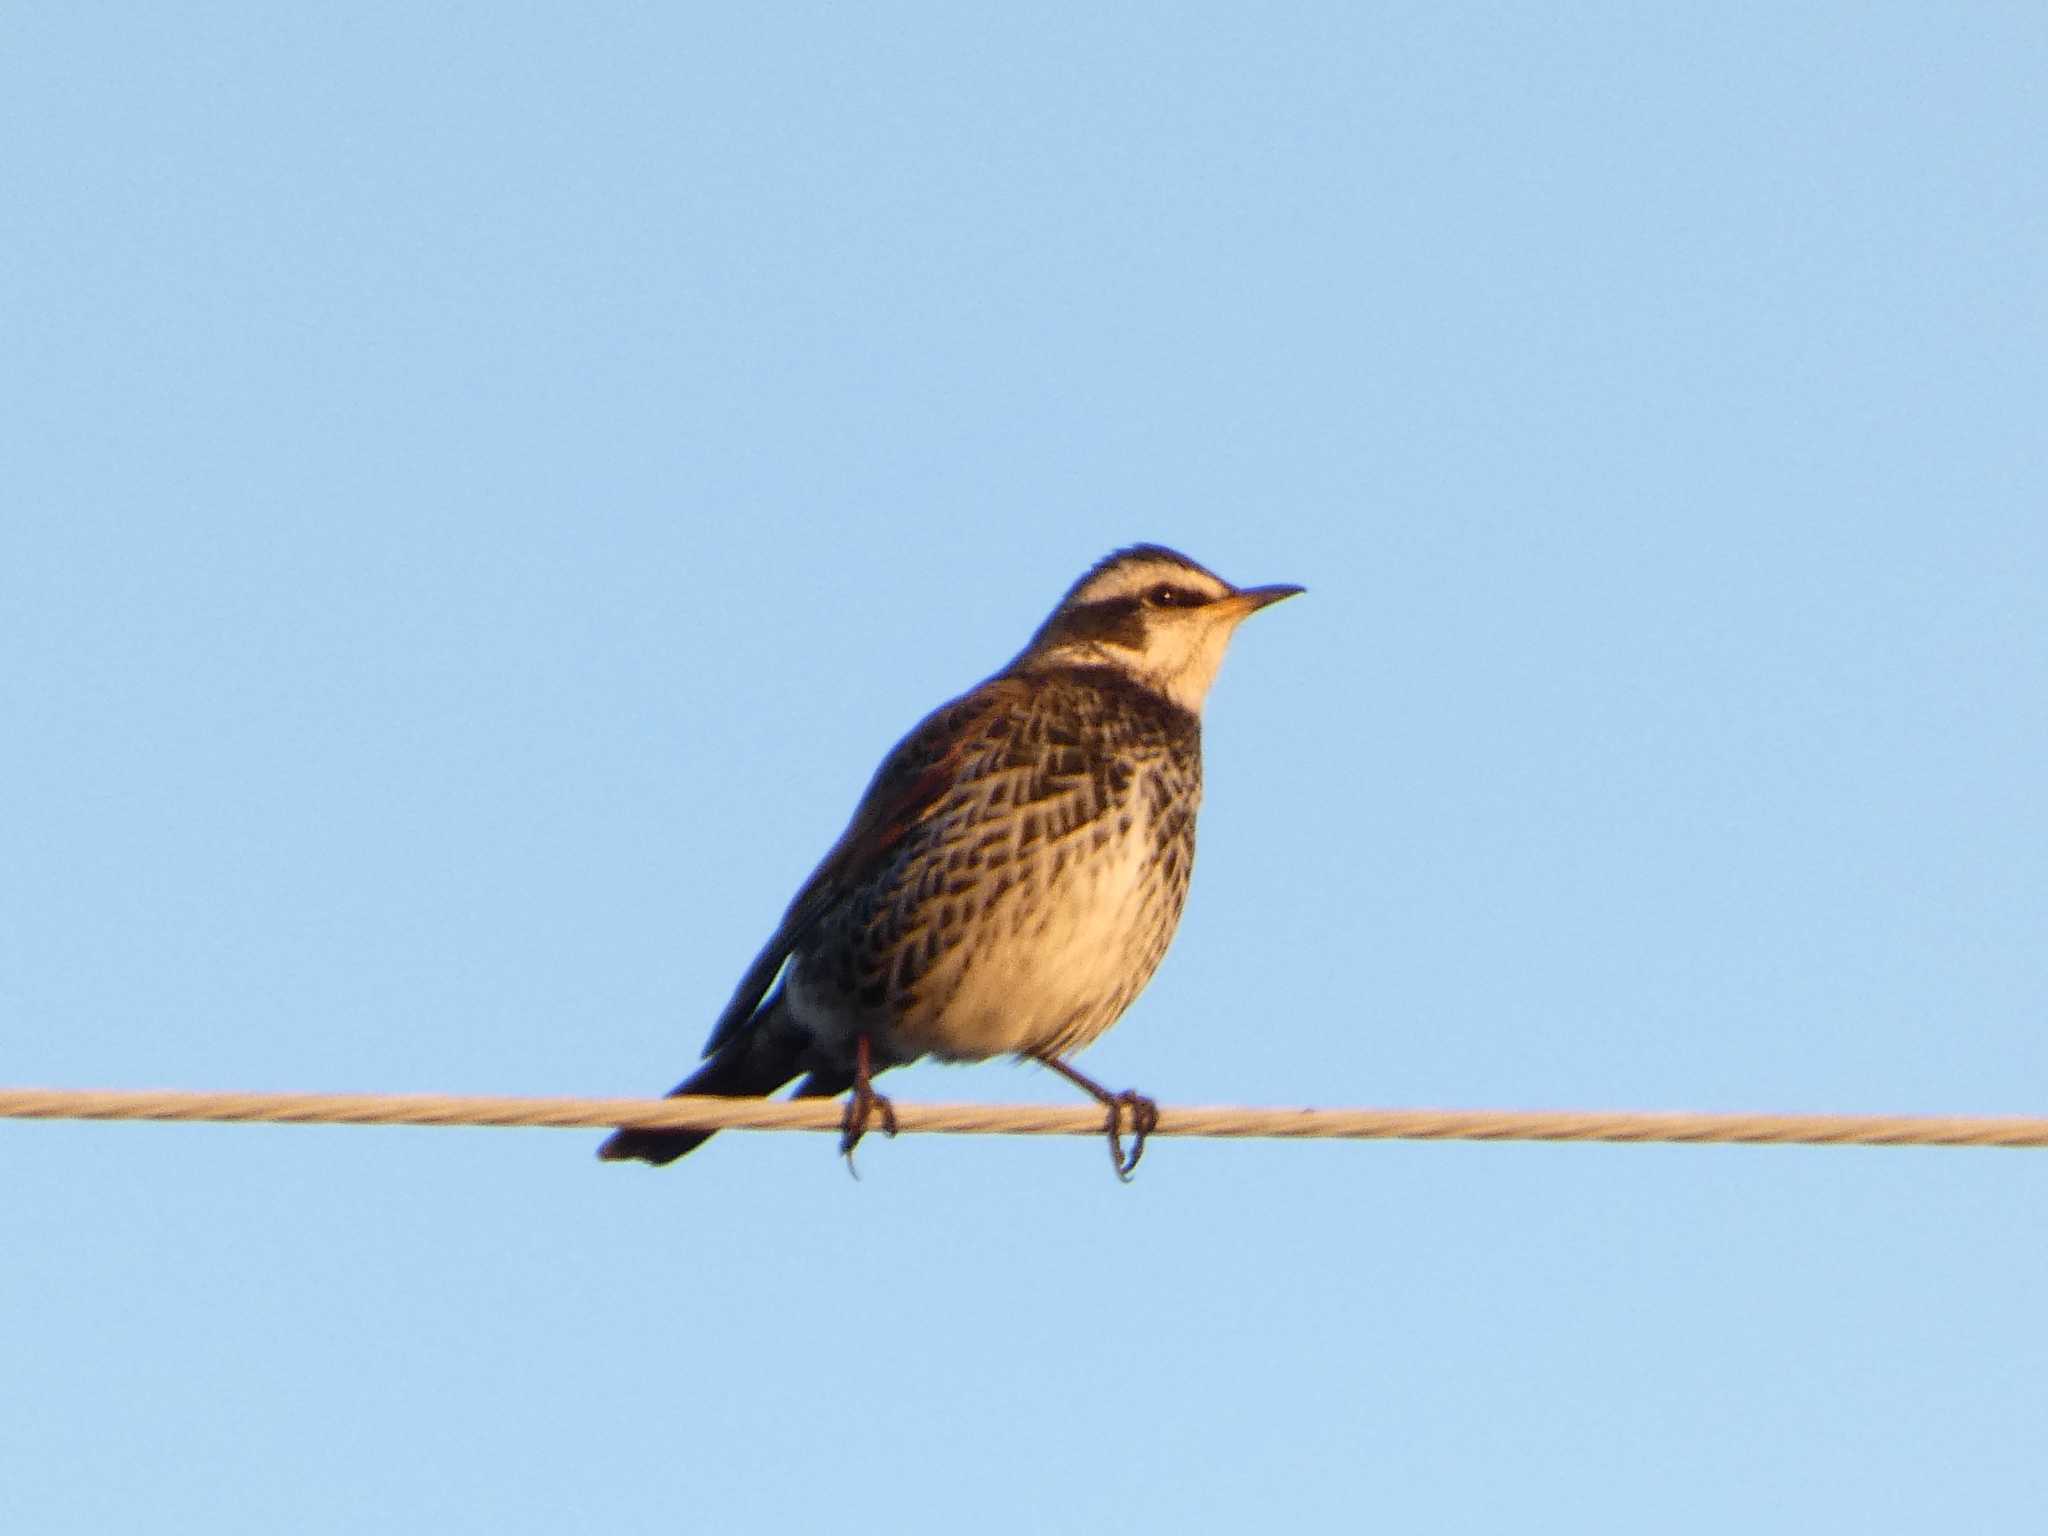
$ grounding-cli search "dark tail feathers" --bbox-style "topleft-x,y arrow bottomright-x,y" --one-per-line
598,1003 -> 811,1167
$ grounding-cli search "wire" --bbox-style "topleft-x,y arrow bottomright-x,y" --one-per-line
3,1086 -> 2047,1148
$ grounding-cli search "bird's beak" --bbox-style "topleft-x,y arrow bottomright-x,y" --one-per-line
1221,582 -> 1306,618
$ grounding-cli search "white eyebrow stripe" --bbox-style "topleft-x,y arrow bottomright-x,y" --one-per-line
1073,564 -> 1232,605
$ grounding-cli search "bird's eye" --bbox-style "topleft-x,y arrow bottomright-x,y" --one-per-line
1145,584 -> 1189,608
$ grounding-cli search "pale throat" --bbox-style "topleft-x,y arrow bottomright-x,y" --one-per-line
1129,624 -> 1241,715
1026,619 -> 1243,714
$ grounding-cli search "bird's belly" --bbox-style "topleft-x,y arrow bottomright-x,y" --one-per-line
893,828 -> 1176,1062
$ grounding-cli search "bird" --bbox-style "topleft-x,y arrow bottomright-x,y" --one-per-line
599,543 -> 1302,1178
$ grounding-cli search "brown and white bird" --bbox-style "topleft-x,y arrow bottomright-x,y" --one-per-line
599,544 -> 1301,1177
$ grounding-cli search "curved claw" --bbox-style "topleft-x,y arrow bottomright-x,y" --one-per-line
838,1032 -> 898,1178
839,1079 -> 898,1177
1030,1053 -> 1162,1183
1105,1091 -> 1160,1182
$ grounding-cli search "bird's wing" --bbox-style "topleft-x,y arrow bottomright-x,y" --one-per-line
700,676 -> 1032,1056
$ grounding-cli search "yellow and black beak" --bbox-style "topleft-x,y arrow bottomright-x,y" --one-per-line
1220,582 -> 1306,618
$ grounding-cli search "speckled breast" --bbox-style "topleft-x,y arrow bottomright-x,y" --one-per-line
789,669 -> 1203,1066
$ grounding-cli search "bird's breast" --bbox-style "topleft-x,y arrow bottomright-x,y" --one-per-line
786,757 -> 1197,1067
903,801 -> 1186,1060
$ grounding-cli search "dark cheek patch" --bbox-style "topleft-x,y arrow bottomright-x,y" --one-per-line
1051,597 -> 1146,651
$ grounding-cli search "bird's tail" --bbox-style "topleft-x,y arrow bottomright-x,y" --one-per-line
597,998 -> 810,1166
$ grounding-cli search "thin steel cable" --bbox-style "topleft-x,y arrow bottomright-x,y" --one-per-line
3,1086 -> 2048,1148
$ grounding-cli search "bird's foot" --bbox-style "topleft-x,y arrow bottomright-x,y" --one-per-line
839,1080 -> 898,1171
1103,1090 -> 1159,1182
839,1034 -> 897,1177
1031,1052 -> 1160,1182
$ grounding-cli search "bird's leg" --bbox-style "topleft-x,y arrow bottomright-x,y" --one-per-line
840,1033 -> 898,1172
1031,1053 -> 1159,1182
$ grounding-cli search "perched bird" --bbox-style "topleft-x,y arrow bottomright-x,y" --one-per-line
600,544 -> 1301,1177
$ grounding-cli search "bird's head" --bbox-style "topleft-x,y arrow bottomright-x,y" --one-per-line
1011,544 -> 1304,714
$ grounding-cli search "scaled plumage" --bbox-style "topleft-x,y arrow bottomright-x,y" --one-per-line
600,544 -> 1300,1174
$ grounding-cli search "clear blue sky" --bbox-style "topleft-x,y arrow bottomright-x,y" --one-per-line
4,5 -> 2044,1531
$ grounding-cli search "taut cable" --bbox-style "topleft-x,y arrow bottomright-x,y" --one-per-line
3,1087 -> 2047,1148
